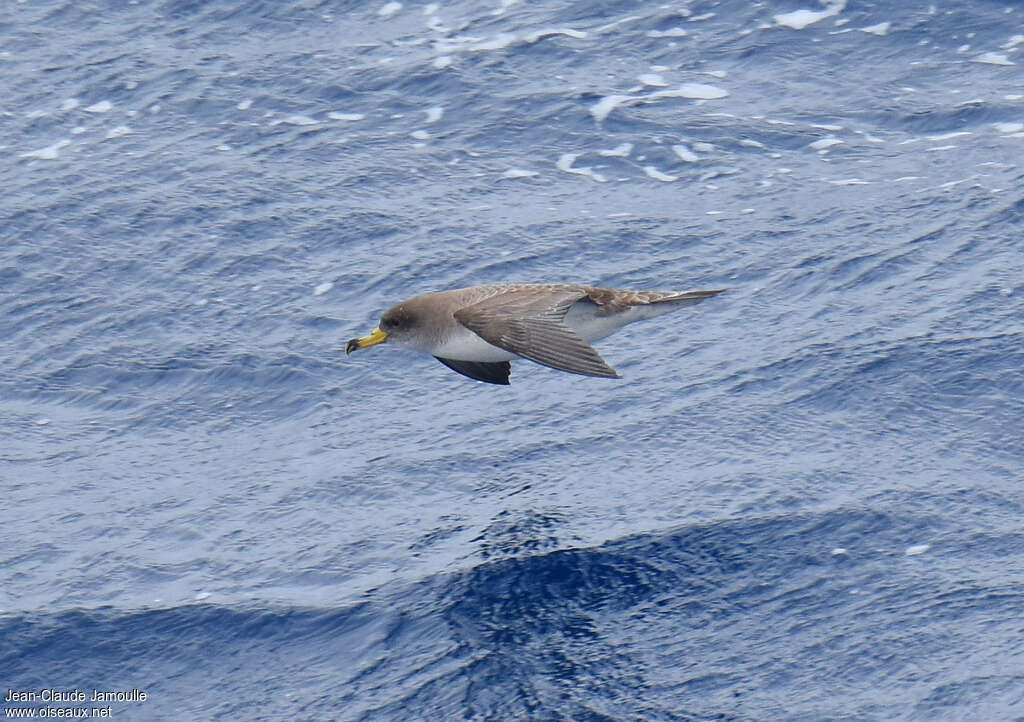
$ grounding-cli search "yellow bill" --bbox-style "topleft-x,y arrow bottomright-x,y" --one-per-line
345,327 -> 387,355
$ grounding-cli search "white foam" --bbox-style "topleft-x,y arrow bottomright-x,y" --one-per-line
84,100 -> 113,113
672,143 -> 699,162
424,106 -> 443,123
994,122 -> 1024,133
643,166 -> 677,182
702,167 -> 738,181
905,544 -> 930,556
328,112 -> 365,121
556,153 -> 606,182
105,125 -> 132,139
472,33 -> 516,51
378,2 -> 402,18
313,281 -> 334,296
973,51 -> 1014,65
692,141 -> 714,152
20,139 -> 71,160
274,114 -> 319,126
860,22 -> 890,36
432,56 -> 453,69
599,142 -> 633,157
647,27 -> 688,38
650,83 -> 729,100
831,548 -> 847,555
493,0 -> 517,16
590,94 -> 631,122
928,131 -> 970,141
60,98 -> 79,112
410,129 -> 430,140
827,178 -> 869,185
523,28 -> 587,43
594,85 -> 728,123
739,138 -> 766,148
237,99 -> 253,110
809,136 -> 843,150
595,16 -> 642,33
1004,35 -> 1024,50
638,73 -> 668,87
501,168 -> 538,179
774,0 -> 847,30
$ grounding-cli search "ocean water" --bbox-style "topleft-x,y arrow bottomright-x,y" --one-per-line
3,0 -> 1023,719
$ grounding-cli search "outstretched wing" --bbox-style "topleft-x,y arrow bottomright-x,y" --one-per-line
453,287 -> 620,378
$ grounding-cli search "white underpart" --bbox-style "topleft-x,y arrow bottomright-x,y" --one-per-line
429,328 -> 516,362
429,300 -> 681,362
563,300 -> 679,342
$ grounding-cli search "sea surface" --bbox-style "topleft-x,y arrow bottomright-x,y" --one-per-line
3,1 -> 1023,720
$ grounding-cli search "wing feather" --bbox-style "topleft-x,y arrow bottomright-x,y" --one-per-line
454,287 -> 620,378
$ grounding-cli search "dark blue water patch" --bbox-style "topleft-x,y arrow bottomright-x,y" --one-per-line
472,508 -> 568,561
384,505 -> 1015,719
428,507 -> 1023,720
2,501 -> 1021,719
0,602 -> 376,720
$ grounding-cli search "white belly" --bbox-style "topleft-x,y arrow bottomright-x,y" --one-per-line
431,327 -> 517,362
563,300 -> 675,342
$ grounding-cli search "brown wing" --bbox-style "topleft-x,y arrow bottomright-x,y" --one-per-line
453,287 -> 620,378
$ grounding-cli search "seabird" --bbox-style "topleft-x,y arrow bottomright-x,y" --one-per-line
346,283 -> 723,385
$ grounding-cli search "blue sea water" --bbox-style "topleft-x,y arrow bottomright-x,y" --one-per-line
3,0 -> 1024,719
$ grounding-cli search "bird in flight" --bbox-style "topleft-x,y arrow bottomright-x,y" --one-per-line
346,282 -> 723,385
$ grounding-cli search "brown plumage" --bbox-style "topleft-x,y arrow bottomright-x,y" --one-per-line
347,283 -> 723,385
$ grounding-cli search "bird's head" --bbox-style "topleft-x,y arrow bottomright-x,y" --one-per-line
345,303 -> 426,354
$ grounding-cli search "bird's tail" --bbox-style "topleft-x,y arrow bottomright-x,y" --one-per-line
643,288 -> 725,306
